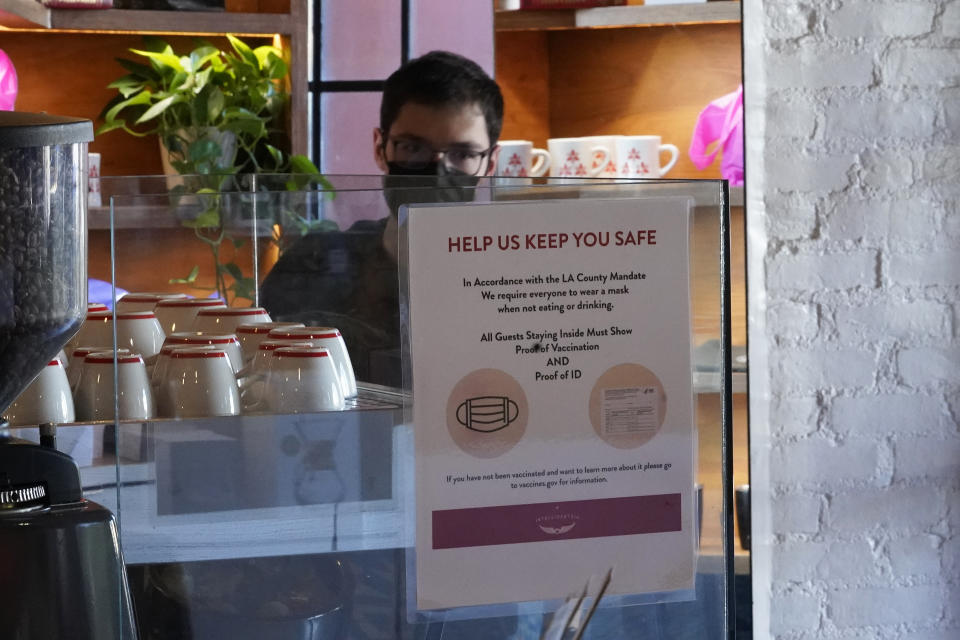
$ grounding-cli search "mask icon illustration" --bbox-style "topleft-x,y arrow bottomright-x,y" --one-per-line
456,396 -> 519,433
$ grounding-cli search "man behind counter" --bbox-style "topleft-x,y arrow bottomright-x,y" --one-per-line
260,51 -> 504,388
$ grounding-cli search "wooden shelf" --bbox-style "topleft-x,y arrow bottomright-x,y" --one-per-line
495,1 -> 741,31
0,0 -> 290,33
1,0 -> 309,158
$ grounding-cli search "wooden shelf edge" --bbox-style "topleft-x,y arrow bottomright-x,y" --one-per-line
495,1 -> 741,31
0,0 -> 293,34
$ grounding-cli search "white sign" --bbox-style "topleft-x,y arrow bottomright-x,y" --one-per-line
406,197 -> 696,611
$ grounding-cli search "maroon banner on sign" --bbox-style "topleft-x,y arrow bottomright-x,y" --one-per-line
432,493 -> 682,550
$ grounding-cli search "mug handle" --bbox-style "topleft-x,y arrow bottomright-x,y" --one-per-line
587,146 -> 608,178
529,148 -> 551,177
240,378 -> 266,412
659,143 -> 679,176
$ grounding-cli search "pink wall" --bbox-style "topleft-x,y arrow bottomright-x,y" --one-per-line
318,1 -> 495,174
321,0 -> 401,80
320,92 -> 382,175
411,0 -> 495,76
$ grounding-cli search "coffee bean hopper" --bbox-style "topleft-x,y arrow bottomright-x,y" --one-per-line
0,112 -> 138,639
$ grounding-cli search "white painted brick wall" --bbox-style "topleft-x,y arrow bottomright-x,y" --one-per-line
829,2 -> 937,39
767,251 -> 877,290
888,535 -> 944,577
830,393 -> 951,436
745,0 -> 960,635
829,585 -> 943,627
834,300 -> 951,342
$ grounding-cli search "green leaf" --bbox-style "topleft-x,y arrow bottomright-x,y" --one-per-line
95,120 -> 128,136
227,35 -> 260,70
289,154 -> 319,175
131,48 -> 184,73
106,74 -> 147,95
222,117 -> 265,139
206,87 -> 225,122
231,237 -> 247,249
168,265 -> 200,284
136,94 -> 179,124
229,276 -> 256,302
189,46 -> 221,71
182,207 -> 221,229
103,91 -> 154,125
221,262 -> 245,281
116,57 -> 160,83
254,48 -> 288,80
187,138 -> 223,166
264,144 -> 284,169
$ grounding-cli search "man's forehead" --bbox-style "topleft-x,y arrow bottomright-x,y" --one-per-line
388,101 -> 489,147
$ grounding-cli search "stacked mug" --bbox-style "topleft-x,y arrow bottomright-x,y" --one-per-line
494,135 -> 678,185
547,135 -> 678,183
238,326 -> 358,414
7,292 -> 360,427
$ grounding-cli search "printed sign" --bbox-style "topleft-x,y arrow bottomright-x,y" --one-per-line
406,197 -> 696,610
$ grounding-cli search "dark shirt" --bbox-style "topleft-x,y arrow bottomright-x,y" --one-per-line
260,217 -> 402,388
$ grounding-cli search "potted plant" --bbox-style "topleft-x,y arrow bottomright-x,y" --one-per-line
98,34 -> 330,304
99,34 -> 301,176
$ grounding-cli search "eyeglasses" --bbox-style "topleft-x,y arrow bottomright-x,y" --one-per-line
383,136 -> 493,176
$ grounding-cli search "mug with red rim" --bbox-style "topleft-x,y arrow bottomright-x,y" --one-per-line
240,339 -> 313,411
116,291 -> 188,313
69,309 -> 115,358
266,326 -> 357,398
151,344 -> 220,393
161,332 -> 243,374
264,346 -> 345,413
4,358 -> 74,426
156,347 -> 240,419
235,321 -> 304,363
154,297 -> 226,335
68,346 -> 131,388
115,311 -> 166,363
192,306 -> 272,334
73,351 -> 154,422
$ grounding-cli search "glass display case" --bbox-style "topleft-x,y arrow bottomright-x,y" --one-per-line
8,175 -> 736,639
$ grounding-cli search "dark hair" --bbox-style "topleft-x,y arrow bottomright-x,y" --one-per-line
380,50 -> 504,146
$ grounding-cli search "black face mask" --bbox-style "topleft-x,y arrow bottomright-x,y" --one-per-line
382,162 -> 479,218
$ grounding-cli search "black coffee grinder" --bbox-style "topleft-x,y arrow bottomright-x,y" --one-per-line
0,112 -> 138,639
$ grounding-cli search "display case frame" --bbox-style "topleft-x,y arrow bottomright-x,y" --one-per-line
8,175 -> 735,639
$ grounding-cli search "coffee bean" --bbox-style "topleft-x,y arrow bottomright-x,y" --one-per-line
0,144 -> 86,417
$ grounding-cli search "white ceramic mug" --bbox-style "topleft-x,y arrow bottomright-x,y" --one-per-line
582,135 -> 621,179
117,292 -> 188,313
193,306 -> 272,334
69,310 -> 115,358
160,332 -> 243,375
4,359 -> 75,426
615,135 -> 679,179
156,347 -> 240,419
116,311 -> 166,364
235,321 -> 305,364
239,339 -> 313,411
266,326 -> 357,398
264,347 -> 345,413
495,140 -> 551,186
154,297 -> 226,335
547,137 -> 610,183
68,346 -> 131,389
73,351 -> 154,421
